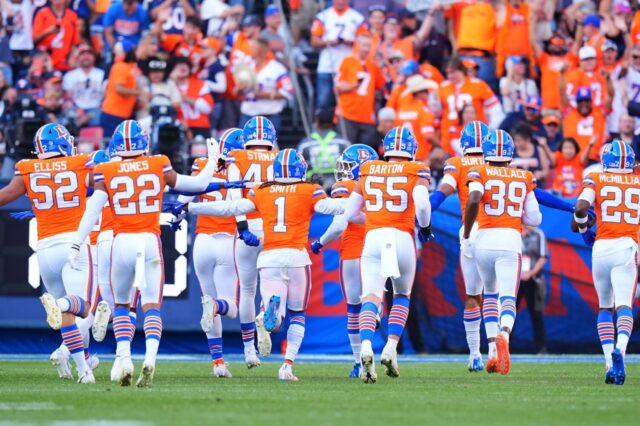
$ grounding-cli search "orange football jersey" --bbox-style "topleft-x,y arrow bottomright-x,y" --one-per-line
467,165 -> 537,232
582,173 -> 640,243
359,160 -> 431,234
443,155 -> 485,221
15,154 -> 92,240
192,157 -> 236,236
564,68 -> 608,110
94,155 -> 172,235
331,179 -> 365,260
226,149 -> 278,220
248,182 -> 326,251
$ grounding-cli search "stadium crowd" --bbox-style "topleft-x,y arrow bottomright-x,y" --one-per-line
1,0 -> 640,188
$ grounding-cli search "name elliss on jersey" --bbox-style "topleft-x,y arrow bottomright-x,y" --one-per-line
118,161 -> 150,173
34,160 -> 68,172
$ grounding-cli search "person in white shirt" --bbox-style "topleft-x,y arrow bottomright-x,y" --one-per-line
499,56 -> 539,114
238,37 -> 293,132
61,44 -> 105,127
200,0 -> 244,37
310,0 -> 364,110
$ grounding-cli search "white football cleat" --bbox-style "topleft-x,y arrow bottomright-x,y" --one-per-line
213,362 -> 232,378
380,343 -> 400,378
92,301 -> 111,342
244,348 -> 261,369
40,293 -> 62,330
50,346 -> 73,380
77,369 -> 95,384
111,356 -> 123,382
360,340 -> 377,384
278,363 -> 299,382
136,363 -> 155,388
119,356 -> 134,387
255,313 -> 272,357
200,295 -> 216,333
86,354 -> 100,371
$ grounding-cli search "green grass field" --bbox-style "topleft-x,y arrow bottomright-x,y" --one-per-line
1,360 -> 639,425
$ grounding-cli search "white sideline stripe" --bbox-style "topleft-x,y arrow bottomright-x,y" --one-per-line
1,354 -> 637,364
0,402 -> 60,411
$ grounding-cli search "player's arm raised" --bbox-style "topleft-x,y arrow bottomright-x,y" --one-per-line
0,176 -> 27,206
188,198 -> 257,217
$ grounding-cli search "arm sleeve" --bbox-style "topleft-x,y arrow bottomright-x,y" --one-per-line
189,199 -> 256,217
226,163 -> 247,223
172,159 -> 216,192
522,191 -> 542,226
412,185 -> 431,227
429,190 -> 447,212
578,187 -> 596,204
534,187 -> 573,212
468,181 -> 484,194
73,190 -> 109,245
176,194 -> 195,204
344,191 -> 364,223
319,214 -> 349,246
314,198 -> 345,215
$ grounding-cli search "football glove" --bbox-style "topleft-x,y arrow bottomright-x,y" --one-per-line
310,240 -> 323,254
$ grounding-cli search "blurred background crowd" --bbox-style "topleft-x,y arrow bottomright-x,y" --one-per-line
0,0 -> 639,195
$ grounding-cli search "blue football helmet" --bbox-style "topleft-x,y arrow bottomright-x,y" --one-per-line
273,148 -> 307,182
482,129 -> 514,162
602,139 -> 635,173
335,144 -> 379,181
243,116 -> 277,148
460,121 -> 490,155
383,126 -> 416,160
109,120 -> 149,157
218,128 -> 244,159
90,150 -> 110,165
33,123 -> 74,159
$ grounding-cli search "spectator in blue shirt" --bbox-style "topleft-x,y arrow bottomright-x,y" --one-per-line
104,0 -> 150,49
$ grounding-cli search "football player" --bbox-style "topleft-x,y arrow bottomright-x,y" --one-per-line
173,128 -> 245,378
68,119 -> 241,387
343,127 -> 432,384
0,123 -> 109,383
463,129 -> 542,376
186,149 -> 346,381
310,144 -> 378,378
429,121 -> 490,372
573,140 -> 639,385
225,116 -> 279,366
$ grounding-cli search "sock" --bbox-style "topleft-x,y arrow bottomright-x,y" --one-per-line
597,310 -> 615,363
616,307 -> 633,352
499,296 -> 517,332
241,322 -> 256,351
387,295 -> 410,339
57,296 -> 86,316
347,303 -> 361,363
285,313 -> 306,363
215,299 -> 229,316
483,293 -> 499,357
463,306 -> 482,357
76,313 -> 93,348
128,312 -> 137,343
359,302 -> 378,342
84,349 -> 90,360
143,309 -> 162,366
113,307 -> 133,356
61,324 -> 88,373
208,337 -> 223,363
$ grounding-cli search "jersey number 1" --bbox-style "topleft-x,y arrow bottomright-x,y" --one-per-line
273,196 -> 287,233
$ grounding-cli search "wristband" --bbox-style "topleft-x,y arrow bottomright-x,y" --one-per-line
574,213 -> 588,224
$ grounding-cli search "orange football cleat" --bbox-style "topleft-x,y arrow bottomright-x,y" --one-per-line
486,358 -> 499,374
495,334 -> 511,375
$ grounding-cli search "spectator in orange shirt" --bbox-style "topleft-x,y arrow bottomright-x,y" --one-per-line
550,136 -> 593,197
32,0 -> 80,72
600,39 -> 622,75
563,87 -> 606,162
531,32 -> 578,111
395,74 -> 438,161
562,46 -> 613,112
155,14 -> 204,73
451,0 -> 498,90
170,56 -> 214,138
335,32 -> 385,145
100,46 -> 145,136
496,0 -> 535,78
582,15 -> 606,66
